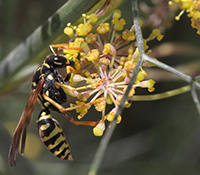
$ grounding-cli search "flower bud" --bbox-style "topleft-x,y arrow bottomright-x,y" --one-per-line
93,122 -> 105,136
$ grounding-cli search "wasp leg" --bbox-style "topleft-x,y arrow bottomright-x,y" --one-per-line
54,82 -> 75,91
49,44 -> 84,55
66,65 -> 76,74
59,66 -> 76,83
49,44 -> 69,55
54,82 -> 79,97
64,72 -> 71,83
42,94 -> 99,127
64,66 -> 82,87
37,109 -> 73,161
55,79 -> 102,92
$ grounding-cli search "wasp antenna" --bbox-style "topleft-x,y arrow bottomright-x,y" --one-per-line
49,45 -> 56,55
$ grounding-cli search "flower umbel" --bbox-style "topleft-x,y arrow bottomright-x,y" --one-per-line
169,0 -> 200,34
60,10 -> 160,136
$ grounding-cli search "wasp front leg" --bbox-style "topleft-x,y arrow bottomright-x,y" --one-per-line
37,108 -> 73,161
58,66 -> 77,85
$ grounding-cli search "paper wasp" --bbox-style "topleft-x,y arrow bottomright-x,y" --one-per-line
8,44 -> 99,167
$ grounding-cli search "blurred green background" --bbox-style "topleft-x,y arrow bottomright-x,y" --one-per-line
1,0 -> 200,175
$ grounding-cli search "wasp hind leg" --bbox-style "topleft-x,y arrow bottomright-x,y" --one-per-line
36,108 -> 73,161
42,94 -> 99,127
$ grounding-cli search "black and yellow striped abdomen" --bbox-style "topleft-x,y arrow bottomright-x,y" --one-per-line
37,109 -> 73,161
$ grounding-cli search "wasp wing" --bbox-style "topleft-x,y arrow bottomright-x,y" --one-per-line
8,78 -> 44,167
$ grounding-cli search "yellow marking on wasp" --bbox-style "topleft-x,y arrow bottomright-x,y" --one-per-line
54,61 -> 62,65
39,73 -> 45,79
53,142 -> 69,156
44,102 -> 50,107
60,149 -> 71,160
46,90 -> 49,96
36,67 -> 42,71
47,74 -> 54,80
40,123 -> 50,131
41,125 -> 62,142
32,82 -> 36,87
47,135 -> 66,150
36,112 -> 51,122
43,63 -> 50,68
37,94 -> 42,103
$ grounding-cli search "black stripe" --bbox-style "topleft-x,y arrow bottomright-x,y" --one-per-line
57,147 -> 71,160
37,118 -> 56,136
63,152 -> 71,160
50,141 -> 67,154
44,132 -> 62,147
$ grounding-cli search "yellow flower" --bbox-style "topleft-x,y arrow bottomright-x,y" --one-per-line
64,27 -> 75,38
94,100 -> 106,112
112,18 -> 126,31
122,30 -> 136,41
179,0 -> 192,9
97,23 -> 110,34
85,33 -> 97,44
151,29 -> 164,41
76,23 -> 92,36
102,43 -> 116,56
113,9 -> 121,19
124,61 -> 135,71
87,13 -> 98,24
138,79 -> 156,92
170,0 -> 200,34
106,107 -> 122,124
93,122 -> 105,136
72,101 -> 90,119
136,69 -> 147,82
86,49 -> 100,61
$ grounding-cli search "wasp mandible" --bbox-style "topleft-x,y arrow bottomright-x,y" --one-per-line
8,44 -> 99,167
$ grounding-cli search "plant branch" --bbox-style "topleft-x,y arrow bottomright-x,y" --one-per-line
143,54 -> 200,115
143,54 -> 200,89
190,80 -> 200,115
131,85 -> 191,101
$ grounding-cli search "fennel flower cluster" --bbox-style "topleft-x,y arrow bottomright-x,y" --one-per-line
59,9 -> 162,136
169,0 -> 200,34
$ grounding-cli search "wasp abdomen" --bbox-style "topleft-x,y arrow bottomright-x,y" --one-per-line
37,109 -> 73,161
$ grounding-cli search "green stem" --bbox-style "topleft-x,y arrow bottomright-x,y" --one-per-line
131,85 -> 190,101
143,54 -> 200,89
190,81 -> 200,115
143,54 -> 200,115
